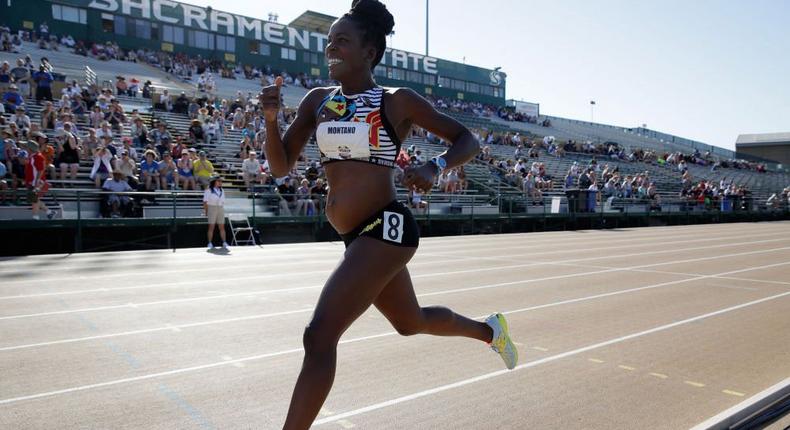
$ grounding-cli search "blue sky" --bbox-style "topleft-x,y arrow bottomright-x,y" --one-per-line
182,0 -> 790,150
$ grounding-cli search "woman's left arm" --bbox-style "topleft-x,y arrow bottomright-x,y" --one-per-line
394,89 -> 479,192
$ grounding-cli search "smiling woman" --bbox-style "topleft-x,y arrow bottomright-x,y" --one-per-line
258,1 -> 518,428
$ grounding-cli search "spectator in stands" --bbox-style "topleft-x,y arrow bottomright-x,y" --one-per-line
9,106 -> 30,136
37,101 -> 57,130
310,178 -> 327,212
158,152 -> 178,190
115,149 -> 138,189
102,170 -> 133,217
276,177 -> 297,215
139,150 -> 160,191
2,84 -> 24,113
0,161 -> 7,205
33,65 -> 53,102
10,59 -> 30,98
177,150 -> 195,191
130,117 -> 148,147
55,129 -> 80,183
22,141 -> 55,220
90,145 -> 114,188
188,119 -> 206,145
105,102 -> 126,134
172,92 -> 188,114
193,150 -> 214,189
408,188 -> 428,213
203,176 -> 229,250
88,105 -> 103,129
0,61 -> 10,83
295,178 -> 315,216
148,122 -> 171,148
241,151 -> 265,192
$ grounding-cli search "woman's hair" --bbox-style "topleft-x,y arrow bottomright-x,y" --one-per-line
343,0 -> 394,69
209,177 -> 223,190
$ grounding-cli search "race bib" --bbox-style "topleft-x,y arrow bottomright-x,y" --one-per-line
316,122 -> 371,160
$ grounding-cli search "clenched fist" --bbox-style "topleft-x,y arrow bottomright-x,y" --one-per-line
258,76 -> 283,122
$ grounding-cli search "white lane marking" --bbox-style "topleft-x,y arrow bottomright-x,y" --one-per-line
545,264 -> 790,287
690,377 -> 790,430
618,365 -> 636,371
588,358 -> 605,364
531,346 -> 548,352
312,291 -> 790,426
685,381 -> 706,388
2,244 -> 787,321
3,256 -> 789,352
707,284 -> 759,292
649,373 -> 668,379
722,390 -> 745,397
2,270 -> 788,406
3,231 -> 778,297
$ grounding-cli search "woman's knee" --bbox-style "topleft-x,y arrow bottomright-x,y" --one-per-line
302,319 -> 341,354
391,312 -> 425,337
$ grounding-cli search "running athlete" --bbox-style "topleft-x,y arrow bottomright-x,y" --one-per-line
259,1 -> 518,428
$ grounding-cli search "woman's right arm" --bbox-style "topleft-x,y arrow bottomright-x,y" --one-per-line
260,78 -> 324,178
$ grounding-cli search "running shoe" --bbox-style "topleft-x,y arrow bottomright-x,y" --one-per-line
207,243 -> 214,250
486,313 -> 518,370
222,242 -> 230,249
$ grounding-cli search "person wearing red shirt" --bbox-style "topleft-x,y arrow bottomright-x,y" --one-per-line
23,141 -> 55,220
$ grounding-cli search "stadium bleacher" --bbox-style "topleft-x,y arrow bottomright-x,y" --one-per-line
1,39 -> 788,222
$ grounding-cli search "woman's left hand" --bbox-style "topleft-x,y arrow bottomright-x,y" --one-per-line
402,164 -> 436,193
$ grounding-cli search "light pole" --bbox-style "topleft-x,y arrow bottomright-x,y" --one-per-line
590,100 -> 596,122
425,0 -> 430,56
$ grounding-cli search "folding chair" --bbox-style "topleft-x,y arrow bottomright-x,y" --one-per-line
227,213 -> 259,246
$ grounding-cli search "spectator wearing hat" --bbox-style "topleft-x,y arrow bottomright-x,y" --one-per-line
193,151 -> 214,189
139,150 -> 159,191
54,129 -> 80,183
115,76 -> 130,97
22,140 -> 55,219
158,152 -> 178,190
203,176 -> 229,250
188,119 -> 206,145
33,65 -> 53,102
90,145 -> 114,188
128,78 -> 139,97
102,170 -> 133,217
105,102 -> 126,134
177,150 -> 196,190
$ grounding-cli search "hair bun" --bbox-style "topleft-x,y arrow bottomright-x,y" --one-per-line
350,0 -> 394,35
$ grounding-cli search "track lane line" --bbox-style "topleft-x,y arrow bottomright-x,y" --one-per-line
0,261 -> 786,403
312,291 -> 790,426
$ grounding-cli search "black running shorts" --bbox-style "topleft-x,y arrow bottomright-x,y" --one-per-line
339,200 -> 420,248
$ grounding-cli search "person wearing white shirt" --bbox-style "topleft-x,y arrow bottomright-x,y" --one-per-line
241,151 -> 265,191
203,176 -> 229,250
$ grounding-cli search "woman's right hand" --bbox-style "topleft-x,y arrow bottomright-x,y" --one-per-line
258,76 -> 283,122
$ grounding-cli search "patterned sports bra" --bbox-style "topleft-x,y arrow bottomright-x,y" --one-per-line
314,86 -> 401,168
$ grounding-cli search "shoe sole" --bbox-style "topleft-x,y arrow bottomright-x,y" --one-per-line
496,313 -> 518,369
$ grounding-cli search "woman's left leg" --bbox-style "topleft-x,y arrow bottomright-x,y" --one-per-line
374,267 -> 492,341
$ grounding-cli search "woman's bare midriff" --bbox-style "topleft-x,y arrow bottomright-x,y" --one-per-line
324,162 -> 397,234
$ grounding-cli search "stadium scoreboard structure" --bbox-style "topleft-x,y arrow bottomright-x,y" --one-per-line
1,0 -> 507,105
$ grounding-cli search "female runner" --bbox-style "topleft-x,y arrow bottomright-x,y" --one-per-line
260,1 -> 518,428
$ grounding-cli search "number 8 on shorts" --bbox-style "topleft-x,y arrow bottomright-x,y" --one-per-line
382,211 -> 404,244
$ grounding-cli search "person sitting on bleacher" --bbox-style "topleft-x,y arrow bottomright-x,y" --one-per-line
54,129 -> 80,184
0,61 -> 11,83
193,150 -> 214,189
177,150 -> 196,191
2,84 -> 24,113
241,151 -> 265,192
173,92 -> 189,114
104,101 -> 126,134
158,152 -> 178,190
129,117 -> 148,147
115,149 -> 138,189
139,150 -> 159,191
10,59 -> 31,98
70,94 -> 87,119
188,119 -> 206,146
102,170 -> 133,218
9,106 -> 30,136
90,144 -> 114,188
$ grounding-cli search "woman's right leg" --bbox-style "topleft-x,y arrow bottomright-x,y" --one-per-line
283,238 -> 415,430
207,223 -> 215,244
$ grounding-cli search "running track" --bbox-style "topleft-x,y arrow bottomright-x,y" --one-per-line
1,222 -> 789,429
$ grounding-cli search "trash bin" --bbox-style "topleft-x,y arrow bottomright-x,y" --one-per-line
565,189 -> 580,213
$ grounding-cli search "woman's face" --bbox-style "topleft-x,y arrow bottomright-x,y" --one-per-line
325,18 -> 375,81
